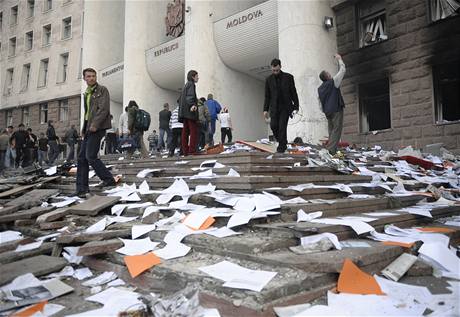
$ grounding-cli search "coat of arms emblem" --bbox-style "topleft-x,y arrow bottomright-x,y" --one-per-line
165,0 -> 185,38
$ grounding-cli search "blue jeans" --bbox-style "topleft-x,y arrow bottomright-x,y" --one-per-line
4,147 -> 16,168
38,150 -> 48,166
67,143 -> 75,162
209,119 -> 217,145
158,128 -> 171,150
76,130 -> 113,193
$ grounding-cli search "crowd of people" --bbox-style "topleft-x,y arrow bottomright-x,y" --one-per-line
0,121 -> 80,173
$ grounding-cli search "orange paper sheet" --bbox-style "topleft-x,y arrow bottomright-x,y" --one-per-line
12,301 -> 47,317
416,227 -> 455,233
124,252 -> 161,278
183,216 -> 215,231
382,241 -> 415,248
337,259 -> 385,295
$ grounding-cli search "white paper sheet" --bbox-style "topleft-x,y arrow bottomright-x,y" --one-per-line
399,206 -> 433,218
142,206 -> 161,219
191,169 -> 216,179
363,212 -> 399,217
311,218 -> 375,235
62,246 -> 83,264
82,271 -> 117,287
339,216 -> 377,223
153,242 -> 191,260
116,237 -> 160,256
227,168 -> 240,177
106,215 -> 138,226
297,210 -> 323,222
131,224 -> 157,239
73,267 -> 93,280
195,183 -> 216,194
51,197 -> 79,208
44,166 -> 57,176
282,197 -> 309,204
205,227 -> 242,238
136,168 -> 162,178
301,233 -> 342,250
138,180 -> 151,194
419,243 -> 460,277
234,197 -> 255,211
199,260 -> 277,292
85,218 -> 107,233
0,230 -> 23,243
163,178 -> 190,194
226,211 -> 253,228
15,240 -> 43,252
183,212 -> 212,230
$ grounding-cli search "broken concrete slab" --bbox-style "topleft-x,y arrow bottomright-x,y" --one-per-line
0,206 -> 56,223
0,242 -> 54,264
56,229 -> 131,244
67,195 -> 120,216
0,255 -> 67,285
77,239 -> 124,256
36,208 -> 70,223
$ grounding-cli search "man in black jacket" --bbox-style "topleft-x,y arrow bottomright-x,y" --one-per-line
318,53 -> 346,155
263,58 -> 299,153
11,124 -> 28,168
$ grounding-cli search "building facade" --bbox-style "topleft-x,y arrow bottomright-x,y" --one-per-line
82,0 -> 337,145
332,0 -> 460,150
0,0 -> 83,138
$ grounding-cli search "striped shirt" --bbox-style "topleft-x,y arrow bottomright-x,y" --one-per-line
170,108 -> 183,129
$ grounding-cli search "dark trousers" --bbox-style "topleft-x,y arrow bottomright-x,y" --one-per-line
209,119 -> 217,145
181,119 -> 198,156
15,145 -> 25,168
67,143 -> 76,161
198,122 -> 209,150
221,128 -> 232,144
270,109 -> 290,152
76,130 -> 113,193
0,150 -> 5,171
169,128 -> 182,156
48,140 -> 59,164
105,133 -> 117,154
326,110 -> 344,155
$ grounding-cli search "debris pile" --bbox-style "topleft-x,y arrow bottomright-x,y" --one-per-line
0,144 -> 459,316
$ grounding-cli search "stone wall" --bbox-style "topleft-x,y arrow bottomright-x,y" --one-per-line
333,0 -> 460,151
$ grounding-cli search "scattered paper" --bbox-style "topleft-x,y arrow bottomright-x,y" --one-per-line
205,227 -> 242,238
337,259 -> 384,295
199,260 -> 277,292
62,246 -> 83,264
297,210 -> 323,222
82,271 -> 117,287
136,168 -> 162,178
311,218 -> 375,235
226,211 -> 253,228
124,252 -> 161,278
154,242 -> 191,260
227,168 -> 240,177
85,218 -> 107,233
131,224 -> 157,239
0,230 -> 23,243
301,233 -> 342,250
14,240 -> 43,253
44,166 -> 57,176
116,237 -> 160,256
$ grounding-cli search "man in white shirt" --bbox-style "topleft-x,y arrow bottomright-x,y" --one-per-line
118,107 -> 129,139
219,107 -> 233,144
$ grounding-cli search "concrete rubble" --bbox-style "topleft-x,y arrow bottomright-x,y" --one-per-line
0,143 -> 459,316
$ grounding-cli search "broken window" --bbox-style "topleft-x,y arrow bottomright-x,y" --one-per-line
434,60 -> 460,123
430,0 -> 460,22
358,0 -> 387,48
359,78 -> 391,132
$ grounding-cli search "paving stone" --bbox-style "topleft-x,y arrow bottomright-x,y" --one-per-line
0,255 -> 67,285
67,195 -> 120,216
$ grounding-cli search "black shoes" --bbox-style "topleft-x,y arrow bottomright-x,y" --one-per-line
74,191 -> 89,199
95,180 -> 117,189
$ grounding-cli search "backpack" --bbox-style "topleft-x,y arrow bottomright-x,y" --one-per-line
134,109 -> 151,132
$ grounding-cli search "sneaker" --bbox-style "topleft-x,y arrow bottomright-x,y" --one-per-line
73,191 -> 90,199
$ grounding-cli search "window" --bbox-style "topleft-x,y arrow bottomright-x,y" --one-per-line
358,0 -> 387,48
0,12 -> 3,31
39,103 -> 48,124
6,110 -> 13,127
434,60 -> 460,123
59,99 -> 69,121
10,5 -> 18,25
359,78 -> 391,132
22,107 -> 30,126
27,0 -> 35,18
42,24 -> 51,46
38,58 -> 49,87
9,37 -> 16,56
21,64 -> 31,91
62,17 -> 72,39
57,53 -> 69,83
4,68 -> 14,96
44,0 -> 52,12
25,31 -> 33,51
430,0 -> 460,22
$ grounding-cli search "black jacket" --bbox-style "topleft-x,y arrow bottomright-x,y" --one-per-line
178,81 -> 198,122
159,110 -> 172,130
263,71 -> 299,115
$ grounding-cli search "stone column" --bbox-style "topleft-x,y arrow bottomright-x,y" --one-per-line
278,0 -> 337,144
